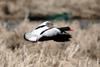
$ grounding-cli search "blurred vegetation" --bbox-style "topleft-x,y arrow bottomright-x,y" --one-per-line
0,0 -> 100,20
0,0 -> 100,67
0,21 -> 100,67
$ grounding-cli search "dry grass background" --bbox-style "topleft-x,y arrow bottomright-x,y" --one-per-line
0,20 -> 100,67
0,0 -> 100,67
0,0 -> 100,20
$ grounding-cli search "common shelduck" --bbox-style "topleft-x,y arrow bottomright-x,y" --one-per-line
24,21 -> 73,42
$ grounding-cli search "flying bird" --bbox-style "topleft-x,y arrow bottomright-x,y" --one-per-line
24,21 -> 73,42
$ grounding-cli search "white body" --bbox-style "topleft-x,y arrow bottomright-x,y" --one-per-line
41,28 -> 61,37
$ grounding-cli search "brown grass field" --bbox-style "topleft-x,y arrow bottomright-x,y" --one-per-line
0,20 -> 100,67
0,0 -> 100,67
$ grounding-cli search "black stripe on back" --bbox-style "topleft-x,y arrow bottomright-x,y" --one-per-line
35,25 -> 46,29
40,28 -> 52,35
40,29 -> 49,35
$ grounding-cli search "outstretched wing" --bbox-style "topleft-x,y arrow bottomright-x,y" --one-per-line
24,33 -> 38,42
24,21 -> 54,42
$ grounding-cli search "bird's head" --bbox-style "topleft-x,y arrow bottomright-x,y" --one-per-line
58,26 -> 74,32
65,27 -> 74,31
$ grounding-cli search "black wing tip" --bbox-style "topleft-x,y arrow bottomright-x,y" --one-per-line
23,33 -> 29,41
